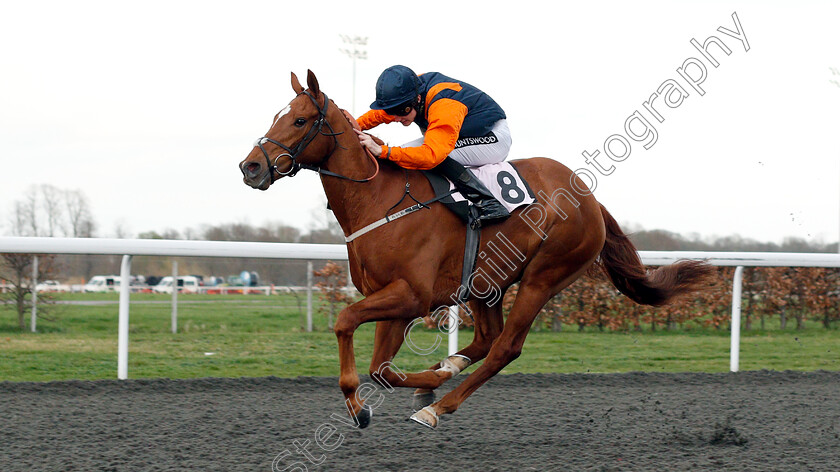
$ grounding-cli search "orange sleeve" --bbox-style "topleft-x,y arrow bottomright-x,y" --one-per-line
356,109 -> 395,131
385,98 -> 468,170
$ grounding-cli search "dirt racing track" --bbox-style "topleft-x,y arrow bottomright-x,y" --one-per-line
2,371 -> 839,471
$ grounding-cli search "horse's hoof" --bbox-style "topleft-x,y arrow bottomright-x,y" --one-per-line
409,406 -> 439,429
355,404 -> 373,429
412,389 -> 435,412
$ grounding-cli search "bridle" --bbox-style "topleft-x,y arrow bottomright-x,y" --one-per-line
252,90 -> 378,186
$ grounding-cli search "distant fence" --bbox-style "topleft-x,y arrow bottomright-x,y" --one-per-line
1,237 -> 839,379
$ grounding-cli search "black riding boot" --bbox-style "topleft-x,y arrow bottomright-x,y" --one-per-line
434,157 -> 510,225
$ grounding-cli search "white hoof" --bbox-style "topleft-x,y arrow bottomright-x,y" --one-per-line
409,406 -> 439,429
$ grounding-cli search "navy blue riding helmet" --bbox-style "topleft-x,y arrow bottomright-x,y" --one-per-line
370,65 -> 421,116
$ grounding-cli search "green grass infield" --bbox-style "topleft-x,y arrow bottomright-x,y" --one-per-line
0,293 -> 837,382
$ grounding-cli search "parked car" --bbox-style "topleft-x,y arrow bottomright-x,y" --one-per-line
204,276 -> 225,287
227,271 -> 261,287
152,276 -> 200,294
83,275 -> 121,293
35,280 -> 70,292
145,275 -> 164,287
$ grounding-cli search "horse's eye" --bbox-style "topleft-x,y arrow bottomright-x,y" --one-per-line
294,118 -> 306,127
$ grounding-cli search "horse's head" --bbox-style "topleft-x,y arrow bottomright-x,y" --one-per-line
239,70 -> 339,190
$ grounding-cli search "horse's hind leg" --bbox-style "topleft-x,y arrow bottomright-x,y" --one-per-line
367,319 -> 449,390
366,316 -> 485,392
420,300 -> 505,370
410,278 -> 574,429
363,299 -> 505,413
460,300 -> 505,362
410,300 -> 505,409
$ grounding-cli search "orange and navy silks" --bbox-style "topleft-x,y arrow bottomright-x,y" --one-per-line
357,72 -> 506,170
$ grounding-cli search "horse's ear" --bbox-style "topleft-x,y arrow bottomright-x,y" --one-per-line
291,72 -> 304,94
306,70 -> 320,98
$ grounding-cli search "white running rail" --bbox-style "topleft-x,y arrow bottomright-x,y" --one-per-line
1,237 -> 838,378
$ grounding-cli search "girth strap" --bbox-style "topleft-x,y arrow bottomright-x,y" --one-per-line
458,208 -> 481,303
344,189 -> 456,243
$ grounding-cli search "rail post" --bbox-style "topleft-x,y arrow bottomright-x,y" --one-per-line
171,260 -> 178,334
730,266 -> 745,372
118,255 -> 133,380
448,306 -> 459,356
30,256 -> 38,333
306,261 -> 313,332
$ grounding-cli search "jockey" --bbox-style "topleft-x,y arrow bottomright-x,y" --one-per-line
355,65 -> 511,225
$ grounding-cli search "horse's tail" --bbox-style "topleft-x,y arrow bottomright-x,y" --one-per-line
597,205 -> 714,306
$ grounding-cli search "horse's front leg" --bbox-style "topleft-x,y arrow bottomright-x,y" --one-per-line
334,279 -> 424,428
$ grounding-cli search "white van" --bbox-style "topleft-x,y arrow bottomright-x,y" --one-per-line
83,275 -> 121,293
153,276 -> 200,294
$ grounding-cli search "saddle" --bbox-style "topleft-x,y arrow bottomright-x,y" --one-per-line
342,110 -> 535,303
421,163 -> 535,224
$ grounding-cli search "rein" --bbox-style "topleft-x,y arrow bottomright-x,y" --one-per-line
254,91 -> 379,185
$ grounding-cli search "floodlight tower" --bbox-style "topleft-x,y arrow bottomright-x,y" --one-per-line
339,35 -> 368,116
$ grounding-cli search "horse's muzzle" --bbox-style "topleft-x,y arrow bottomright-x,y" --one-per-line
240,160 -> 271,190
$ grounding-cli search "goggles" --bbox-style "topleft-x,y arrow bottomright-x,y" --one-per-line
385,100 -> 416,117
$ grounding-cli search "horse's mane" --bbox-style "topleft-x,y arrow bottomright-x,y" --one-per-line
339,106 -> 385,146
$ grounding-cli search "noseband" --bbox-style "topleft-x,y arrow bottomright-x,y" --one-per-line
253,90 -> 378,185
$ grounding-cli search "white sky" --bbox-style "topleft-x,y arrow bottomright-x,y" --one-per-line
1,0 -> 838,245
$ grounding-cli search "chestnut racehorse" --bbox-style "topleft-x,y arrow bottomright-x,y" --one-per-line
239,71 -> 713,429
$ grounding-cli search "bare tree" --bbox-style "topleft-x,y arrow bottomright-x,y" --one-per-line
0,254 -> 58,330
10,201 -> 29,237
64,189 -> 96,237
1,185 -> 77,328
5,184 -> 95,238
22,191 -> 39,236
2,186 -> 98,308
40,184 -> 64,237
314,261 -> 354,330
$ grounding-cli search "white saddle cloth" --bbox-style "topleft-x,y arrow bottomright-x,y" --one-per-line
448,162 -> 535,213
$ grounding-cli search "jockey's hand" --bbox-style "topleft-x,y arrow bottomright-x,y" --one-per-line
354,129 -> 382,158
